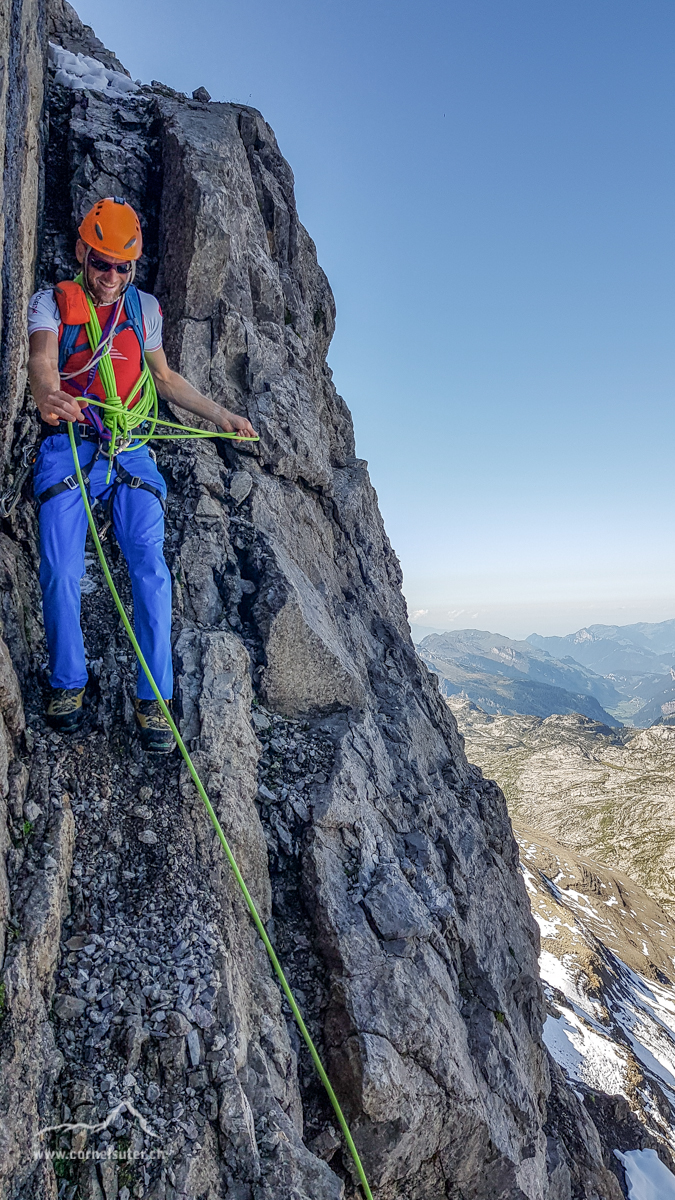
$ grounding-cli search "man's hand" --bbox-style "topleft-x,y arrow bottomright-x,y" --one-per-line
146,348 -> 259,439
28,330 -> 86,426
36,389 -> 86,427
218,410 -> 258,440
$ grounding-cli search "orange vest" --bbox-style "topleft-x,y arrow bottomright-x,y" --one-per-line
58,300 -> 145,409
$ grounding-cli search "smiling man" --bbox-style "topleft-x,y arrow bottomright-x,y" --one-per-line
27,196 -> 256,750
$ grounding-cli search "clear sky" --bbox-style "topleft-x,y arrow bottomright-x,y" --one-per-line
75,0 -> 675,638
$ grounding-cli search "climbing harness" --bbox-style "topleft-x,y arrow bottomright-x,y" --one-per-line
0,441 -> 38,518
33,438 -> 166,549
65,421 -> 375,1200
95,461 -> 167,543
34,438 -> 100,512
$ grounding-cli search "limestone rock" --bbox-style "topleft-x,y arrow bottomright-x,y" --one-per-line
53,993 -> 86,1020
451,697 -> 675,913
229,469 -> 253,506
48,0 -> 129,72
0,0 -> 45,468
0,4 -> 631,1198
167,1010 -> 192,1036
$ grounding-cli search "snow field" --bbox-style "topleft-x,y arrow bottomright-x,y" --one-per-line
543,1009 -> 628,1096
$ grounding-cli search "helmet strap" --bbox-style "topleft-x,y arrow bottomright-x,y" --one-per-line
81,246 -> 95,300
122,260 -> 137,294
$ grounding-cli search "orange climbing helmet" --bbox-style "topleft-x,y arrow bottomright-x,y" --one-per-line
78,196 -> 143,262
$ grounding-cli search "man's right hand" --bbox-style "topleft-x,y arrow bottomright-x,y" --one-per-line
37,390 -> 86,426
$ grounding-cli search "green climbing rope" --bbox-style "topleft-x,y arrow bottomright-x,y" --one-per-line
76,277 -> 260,476
66,422 -> 374,1200
78,277 -> 158,477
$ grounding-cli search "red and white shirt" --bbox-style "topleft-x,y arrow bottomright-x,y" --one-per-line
28,287 -> 163,410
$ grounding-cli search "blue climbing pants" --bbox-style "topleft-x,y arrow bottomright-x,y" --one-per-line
35,434 -> 173,701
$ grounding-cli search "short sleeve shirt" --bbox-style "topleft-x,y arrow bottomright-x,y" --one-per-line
28,287 -> 163,350
27,286 -> 163,416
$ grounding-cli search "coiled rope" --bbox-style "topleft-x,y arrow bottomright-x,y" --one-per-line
73,278 -> 262,478
66,422 -> 374,1199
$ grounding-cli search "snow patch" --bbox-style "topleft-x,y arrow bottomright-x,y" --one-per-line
562,887 -> 601,919
543,1011 -> 627,1095
615,1148 -> 675,1199
534,912 -> 560,939
540,950 -> 600,1016
542,1013 -> 586,1080
520,864 -> 537,895
49,43 -> 139,98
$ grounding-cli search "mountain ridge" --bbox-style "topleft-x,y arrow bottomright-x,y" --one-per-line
528,621 -> 675,677
415,622 -> 675,727
528,621 -> 675,725
0,5 -> 623,1198
418,628 -> 622,725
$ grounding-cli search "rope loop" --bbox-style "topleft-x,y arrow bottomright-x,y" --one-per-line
72,278 -> 258,468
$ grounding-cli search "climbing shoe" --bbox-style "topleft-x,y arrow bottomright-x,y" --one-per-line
46,686 -> 85,733
135,699 -> 175,754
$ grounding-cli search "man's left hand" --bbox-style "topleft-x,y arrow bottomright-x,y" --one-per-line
145,349 -> 259,439
219,411 -> 258,440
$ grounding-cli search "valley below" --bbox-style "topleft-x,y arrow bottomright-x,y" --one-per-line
447,697 -> 675,914
517,825 -> 675,1181
447,690 -> 675,1190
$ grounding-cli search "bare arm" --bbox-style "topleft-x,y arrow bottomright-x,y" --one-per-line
28,330 -> 85,425
145,347 -> 257,439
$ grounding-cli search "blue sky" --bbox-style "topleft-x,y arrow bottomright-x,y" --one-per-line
76,0 -> 675,637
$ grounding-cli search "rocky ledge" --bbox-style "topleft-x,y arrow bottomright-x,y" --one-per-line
0,2 -> 639,1198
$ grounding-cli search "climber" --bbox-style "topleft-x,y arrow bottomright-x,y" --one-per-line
27,196 -> 257,750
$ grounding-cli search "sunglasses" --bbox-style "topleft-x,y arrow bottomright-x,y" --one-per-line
88,254 -> 132,275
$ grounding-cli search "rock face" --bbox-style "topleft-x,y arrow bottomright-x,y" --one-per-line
0,5 -> 625,1199
0,0 -> 46,464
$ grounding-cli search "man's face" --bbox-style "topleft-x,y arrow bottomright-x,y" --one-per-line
75,238 -> 132,305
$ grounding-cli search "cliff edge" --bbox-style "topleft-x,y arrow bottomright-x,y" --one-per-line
0,3 -> 623,1198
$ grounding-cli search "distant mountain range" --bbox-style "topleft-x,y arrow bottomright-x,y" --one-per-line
417,629 -> 622,724
415,619 -> 675,727
528,620 -> 675,725
528,620 -> 675,675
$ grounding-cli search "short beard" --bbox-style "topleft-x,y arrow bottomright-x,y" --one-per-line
86,272 -> 125,306
82,247 -> 133,306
